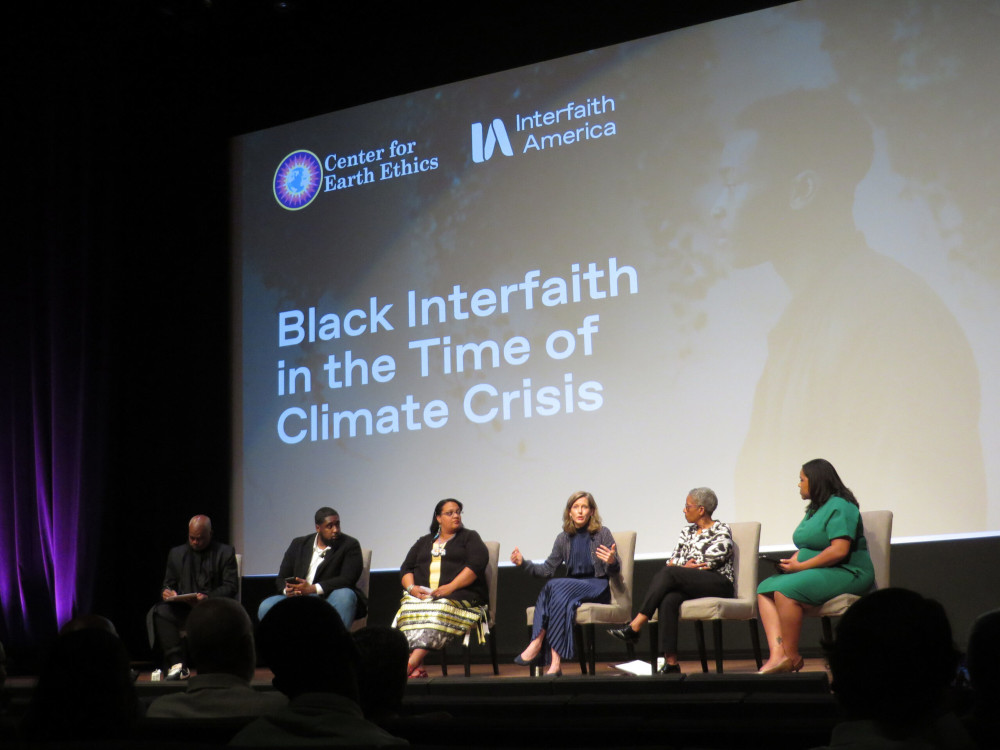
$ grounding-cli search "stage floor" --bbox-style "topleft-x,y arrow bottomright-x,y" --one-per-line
218,656 -> 830,685
3,656 -> 831,688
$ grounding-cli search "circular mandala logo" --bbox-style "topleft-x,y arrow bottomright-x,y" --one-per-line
273,150 -> 322,210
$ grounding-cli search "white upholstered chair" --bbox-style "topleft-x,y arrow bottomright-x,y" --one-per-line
349,548 -> 372,633
525,530 -> 637,675
440,540 -> 500,676
802,510 -> 893,642
648,521 -> 762,674
441,542 -> 500,677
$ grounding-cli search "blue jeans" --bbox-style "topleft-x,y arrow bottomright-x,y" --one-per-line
257,588 -> 358,627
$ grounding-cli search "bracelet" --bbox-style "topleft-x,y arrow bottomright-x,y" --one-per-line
406,584 -> 414,594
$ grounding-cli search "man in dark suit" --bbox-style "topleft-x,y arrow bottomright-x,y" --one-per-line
148,514 -> 239,679
256,507 -> 367,629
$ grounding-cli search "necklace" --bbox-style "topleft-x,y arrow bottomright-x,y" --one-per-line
432,537 -> 450,557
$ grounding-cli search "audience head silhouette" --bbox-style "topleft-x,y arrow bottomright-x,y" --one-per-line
961,606 -> 1000,747
966,607 -> 1000,700
258,594 -> 360,701
825,588 -> 958,726
59,613 -> 119,636
186,596 -> 256,681
22,619 -> 140,740
353,626 -> 409,720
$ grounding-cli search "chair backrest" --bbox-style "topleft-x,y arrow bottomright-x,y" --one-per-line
235,553 -> 243,602
350,548 -> 373,632
608,530 -> 637,612
861,511 -> 892,590
357,548 -> 373,598
727,521 -> 761,601
483,541 -> 500,627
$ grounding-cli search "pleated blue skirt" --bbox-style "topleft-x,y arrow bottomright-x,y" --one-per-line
532,577 -> 610,660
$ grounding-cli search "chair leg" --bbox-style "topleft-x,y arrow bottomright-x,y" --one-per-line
439,645 -> 448,677
821,615 -> 834,644
586,623 -> 597,675
649,626 -> 659,676
574,624 -> 587,675
749,619 -> 763,669
489,631 -> 499,676
694,620 -> 709,673
525,624 -> 537,677
463,642 -> 472,678
712,620 -> 724,674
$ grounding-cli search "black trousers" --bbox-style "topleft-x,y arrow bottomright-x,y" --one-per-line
638,566 -> 734,656
150,601 -> 191,668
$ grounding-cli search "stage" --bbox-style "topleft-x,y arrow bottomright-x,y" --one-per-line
3,658 -> 841,749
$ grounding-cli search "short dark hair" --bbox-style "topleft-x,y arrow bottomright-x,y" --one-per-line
257,595 -> 360,700
315,507 -> 338,525
353,626 -> 409,718
824,588 -> 958,725
186,598 -> 255,681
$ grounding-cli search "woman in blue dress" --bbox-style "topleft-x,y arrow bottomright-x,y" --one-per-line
757,458 -> 875,674
510,491 -> 619,675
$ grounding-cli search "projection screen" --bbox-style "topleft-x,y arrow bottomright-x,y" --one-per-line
232,0 -> 1000,574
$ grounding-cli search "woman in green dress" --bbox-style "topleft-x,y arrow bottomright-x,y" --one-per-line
757,458 -> 874,674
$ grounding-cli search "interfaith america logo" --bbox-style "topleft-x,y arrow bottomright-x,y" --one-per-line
471,119 -> 514,163
273,150 -> 323,210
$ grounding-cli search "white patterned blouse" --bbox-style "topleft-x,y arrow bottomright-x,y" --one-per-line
666,521 -> 734,583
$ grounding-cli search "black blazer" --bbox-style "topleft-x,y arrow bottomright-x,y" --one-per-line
274,532 -> 368,619
161,541 -> 239,599
147,540 -> 239,648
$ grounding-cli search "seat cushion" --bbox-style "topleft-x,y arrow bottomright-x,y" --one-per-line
679,597 -> 755,620
573,602 -> 630,625
805,592 -> 859,618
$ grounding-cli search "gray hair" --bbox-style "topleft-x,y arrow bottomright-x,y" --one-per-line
687,487 -> 718,516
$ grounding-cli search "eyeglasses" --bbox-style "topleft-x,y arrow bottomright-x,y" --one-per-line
683,505 -> 703,511
441,510 -> 462,517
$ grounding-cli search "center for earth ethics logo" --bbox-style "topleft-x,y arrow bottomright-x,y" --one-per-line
471,119 -> 514,163
273,150 -> 323,210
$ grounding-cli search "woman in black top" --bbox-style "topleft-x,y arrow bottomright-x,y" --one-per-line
393,498 -> 489,678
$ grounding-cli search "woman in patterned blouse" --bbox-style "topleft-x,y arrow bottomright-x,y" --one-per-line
608,487 -> 734,673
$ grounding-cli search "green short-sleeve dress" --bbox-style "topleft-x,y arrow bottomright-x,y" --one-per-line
757,496 -> 875,606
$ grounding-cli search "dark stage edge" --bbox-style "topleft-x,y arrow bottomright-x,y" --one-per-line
2,669 -> 839,750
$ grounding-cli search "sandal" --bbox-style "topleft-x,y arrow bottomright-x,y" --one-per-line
407,666 -> 428,679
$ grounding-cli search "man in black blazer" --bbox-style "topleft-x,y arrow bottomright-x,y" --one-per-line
148,515 -> 239,678
256,507 -> 367,629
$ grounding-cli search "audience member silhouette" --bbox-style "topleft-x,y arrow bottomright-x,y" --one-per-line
58,613 -> 120,636
962,607 -> 1000,748
20,617 -> 142,742
229,595 -> 406,746
147,597 -> 286,718
352,626 -> 409,726
815,588 -> 975,750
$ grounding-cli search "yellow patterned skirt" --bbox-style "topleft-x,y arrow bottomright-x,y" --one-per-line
392,593 -> 489,650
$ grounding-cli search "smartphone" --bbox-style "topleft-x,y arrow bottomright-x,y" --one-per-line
284,576 -> 300,585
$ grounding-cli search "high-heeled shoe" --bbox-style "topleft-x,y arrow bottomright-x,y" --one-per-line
607,624 -> 640,643
758,656 -> 805,674
513,654 -> 533,666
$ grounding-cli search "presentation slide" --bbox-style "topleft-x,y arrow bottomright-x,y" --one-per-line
232,0 -> 1000,575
